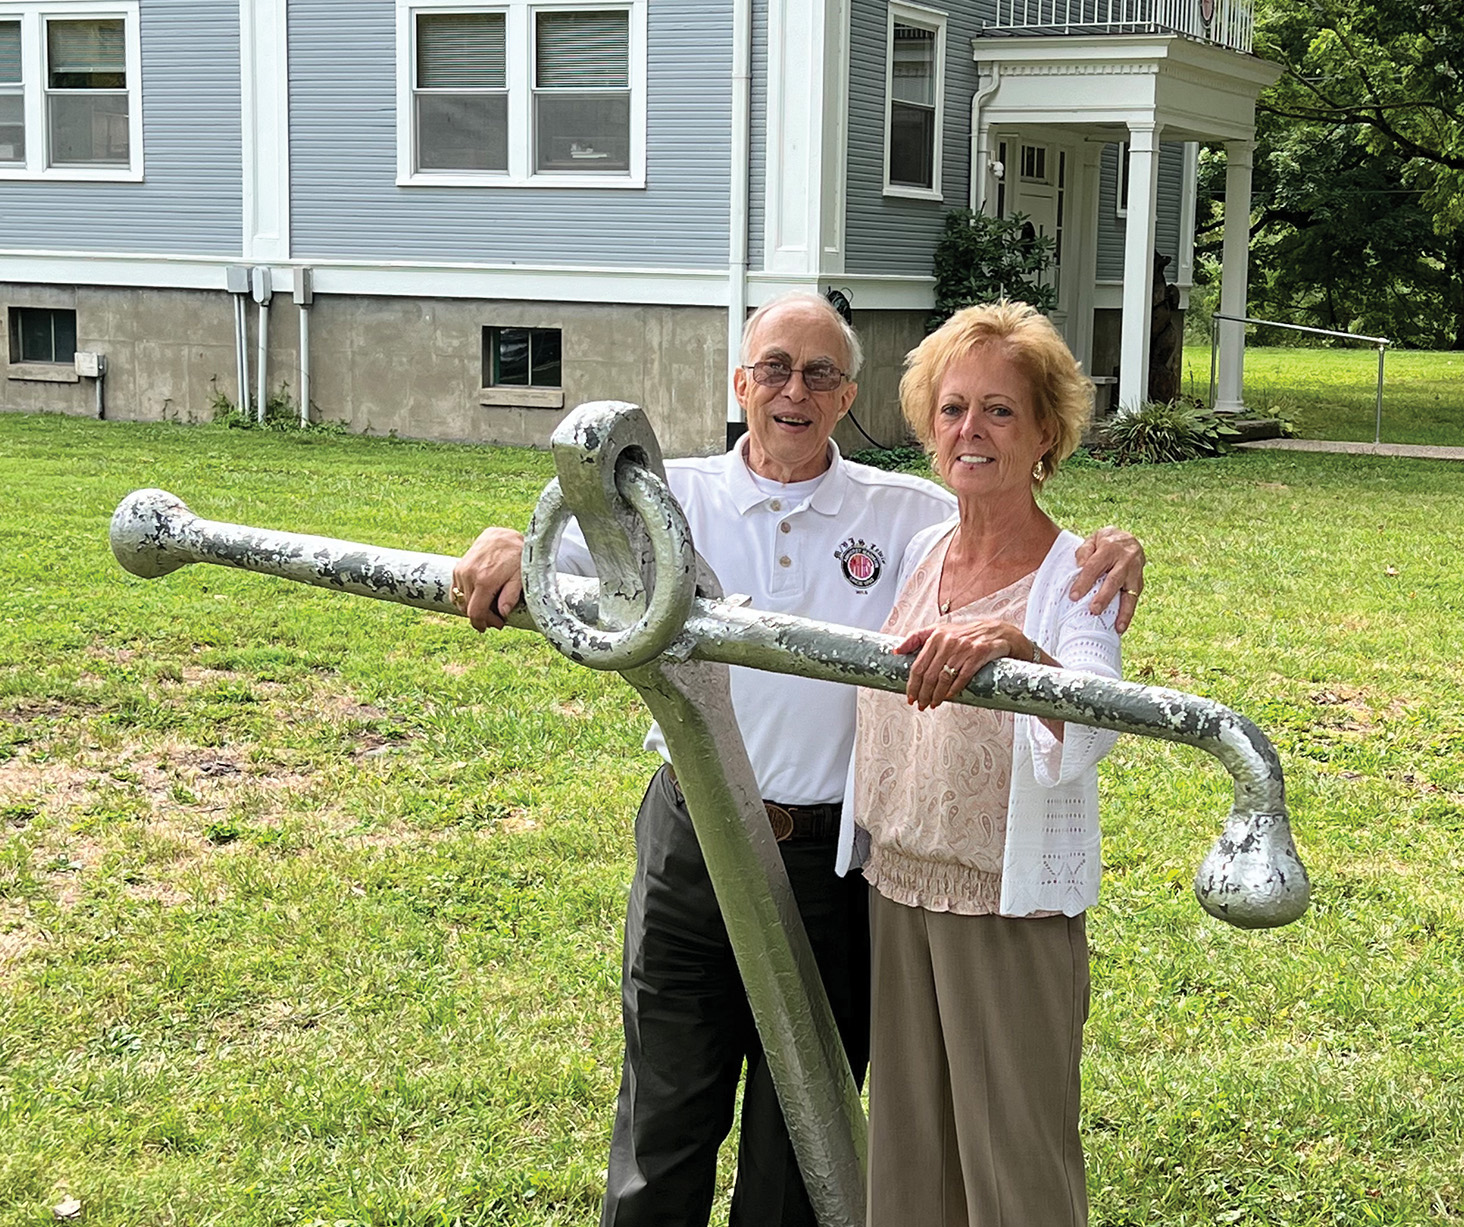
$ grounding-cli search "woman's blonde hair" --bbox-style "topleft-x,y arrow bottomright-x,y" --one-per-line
899,301 -> 1093,485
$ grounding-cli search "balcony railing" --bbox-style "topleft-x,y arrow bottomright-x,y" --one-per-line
984,0 -> 1254,55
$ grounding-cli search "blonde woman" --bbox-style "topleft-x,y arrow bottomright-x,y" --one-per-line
840,302 -> 1122,1226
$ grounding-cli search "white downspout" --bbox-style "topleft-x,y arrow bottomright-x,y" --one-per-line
226,266 -> 250,415
251,266 -> 272,423
293,268 -> 313,425
970,65 -> 1000,212
726,0 -> 752,449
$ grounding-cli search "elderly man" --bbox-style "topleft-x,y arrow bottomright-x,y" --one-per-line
452,292 -> 1143,1227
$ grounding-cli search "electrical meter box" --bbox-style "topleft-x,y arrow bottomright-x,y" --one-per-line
74,351 -> 104,378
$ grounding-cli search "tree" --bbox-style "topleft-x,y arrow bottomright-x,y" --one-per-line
1233,0 -> 1464,347
1192,107 -> 1456,347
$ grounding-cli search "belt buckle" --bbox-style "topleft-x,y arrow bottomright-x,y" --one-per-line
765,802 -> 795,842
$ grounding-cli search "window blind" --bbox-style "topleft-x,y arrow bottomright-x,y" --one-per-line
417,13 -> 506,89
536,11 -> 628,89
47,20 -> 125,77
0,22 -> 20,84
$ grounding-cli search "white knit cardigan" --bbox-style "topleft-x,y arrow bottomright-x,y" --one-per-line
838,524 -> 1123,917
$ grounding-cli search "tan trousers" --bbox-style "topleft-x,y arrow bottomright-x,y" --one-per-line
867,892 -> 1090,1227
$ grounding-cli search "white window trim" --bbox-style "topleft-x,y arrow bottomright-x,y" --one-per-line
0,0 -> 143,182
882,1 -> 944,202
395,0 -> 646,189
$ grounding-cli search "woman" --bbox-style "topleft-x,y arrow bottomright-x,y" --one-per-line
841,301 -> 1122,1226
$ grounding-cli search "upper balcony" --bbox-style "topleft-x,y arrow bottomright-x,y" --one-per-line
983,0 -> 1255,56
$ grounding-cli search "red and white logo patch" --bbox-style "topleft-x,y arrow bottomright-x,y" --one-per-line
835,538 -> 885,590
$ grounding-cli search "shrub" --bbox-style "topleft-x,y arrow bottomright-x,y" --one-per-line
928,209 -> 1056,333
847,445 -> 930,474
1093,400 -> 1240,465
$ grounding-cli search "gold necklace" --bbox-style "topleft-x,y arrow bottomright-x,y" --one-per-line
936,532 -> 1032,614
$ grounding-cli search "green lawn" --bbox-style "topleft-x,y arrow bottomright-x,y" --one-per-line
2,413 -> 1463,1226
1180,345 -> 1464,447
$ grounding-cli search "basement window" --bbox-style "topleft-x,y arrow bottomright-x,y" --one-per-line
10,304 -> 75,363
480,325 -> 565,409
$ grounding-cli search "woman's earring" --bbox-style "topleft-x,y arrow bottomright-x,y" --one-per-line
1032,458 -> 1045,481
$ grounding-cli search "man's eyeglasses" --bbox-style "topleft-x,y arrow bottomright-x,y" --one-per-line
743,360 -> 849,393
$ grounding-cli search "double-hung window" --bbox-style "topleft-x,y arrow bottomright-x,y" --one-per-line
398,1 -> 645,187
0,2 -> 142,179
883,3 -> 944,199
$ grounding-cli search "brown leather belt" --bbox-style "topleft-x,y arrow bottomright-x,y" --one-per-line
664,765 -> 841,843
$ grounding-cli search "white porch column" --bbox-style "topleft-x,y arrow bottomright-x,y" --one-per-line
1215,140 -> 1254,414
1117,124 -> 1160,411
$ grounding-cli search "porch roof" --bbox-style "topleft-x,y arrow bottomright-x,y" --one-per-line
970,34 -> 1282,144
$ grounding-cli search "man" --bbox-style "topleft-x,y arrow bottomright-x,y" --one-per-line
452,293 -> 1144,1227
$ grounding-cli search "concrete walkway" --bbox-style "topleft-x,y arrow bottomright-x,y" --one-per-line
1237,438 -> 1464,462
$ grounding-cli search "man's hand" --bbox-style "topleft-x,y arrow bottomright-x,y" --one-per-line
1070,526 -> 1145,634
452,527 -> 526,631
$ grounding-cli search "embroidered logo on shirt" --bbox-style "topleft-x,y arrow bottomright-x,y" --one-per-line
835,538 -> 885,589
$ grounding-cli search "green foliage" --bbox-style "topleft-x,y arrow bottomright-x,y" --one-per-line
1093,400 -> 1239,465
927,208 -> 1056,333
846,445 -> 930,474
1215,0 -> 1464,349
209,385 -> 346,435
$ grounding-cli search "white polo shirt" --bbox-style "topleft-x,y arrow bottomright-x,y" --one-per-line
558,438 -> 955,805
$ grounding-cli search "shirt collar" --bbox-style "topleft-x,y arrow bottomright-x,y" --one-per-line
726,435 -> 850,517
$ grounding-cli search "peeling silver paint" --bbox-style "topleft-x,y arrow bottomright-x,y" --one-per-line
111,400 -> 1311,1227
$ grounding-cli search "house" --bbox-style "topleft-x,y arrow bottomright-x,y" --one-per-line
0,0 -> 1277,455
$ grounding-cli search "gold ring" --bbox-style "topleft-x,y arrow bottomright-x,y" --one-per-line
450,585 -> 466,605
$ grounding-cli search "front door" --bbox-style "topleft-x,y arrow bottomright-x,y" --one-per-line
994,136 -> 1071,330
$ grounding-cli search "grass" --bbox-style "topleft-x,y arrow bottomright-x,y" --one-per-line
3,411 -> 1463,1226
1179,345 -> 1464,447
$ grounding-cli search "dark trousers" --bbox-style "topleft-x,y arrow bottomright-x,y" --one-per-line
601,765 -> 870,1227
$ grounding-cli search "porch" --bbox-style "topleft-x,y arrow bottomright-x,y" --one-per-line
969,31 -> 1280,414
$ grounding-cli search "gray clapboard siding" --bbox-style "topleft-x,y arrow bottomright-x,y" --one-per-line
1,0 -> 241,255
288,0 -> 732,269
844,0 -> 981,277
1095,140 -> 1186,282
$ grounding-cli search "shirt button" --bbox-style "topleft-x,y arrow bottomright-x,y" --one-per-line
779,521 -> 791,534
770,499 -> 782,511
779,555 -> 792,568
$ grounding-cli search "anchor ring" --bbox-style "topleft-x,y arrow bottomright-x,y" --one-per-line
521,462 -> 696,671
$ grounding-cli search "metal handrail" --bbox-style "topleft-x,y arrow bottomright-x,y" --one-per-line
1209,312 -> 1392,445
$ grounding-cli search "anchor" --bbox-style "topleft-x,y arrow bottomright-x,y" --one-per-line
111,400 -> 1309,1227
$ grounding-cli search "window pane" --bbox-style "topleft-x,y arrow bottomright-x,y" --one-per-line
891,23 -> 934,107
417,13 -> 505,88
53,309 -> 77,362
48,92 -> 129,165
536,11 -> 628,89
48,19 -> 126,89
18,310 -> 53,362
530,329 -> 561,386
417,93 -> 507,171
0,21 -> 21,84
496,328 -> 530,385
889,102 -> 933,189
0,93 -> 23,162
535,92 -> 629,172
